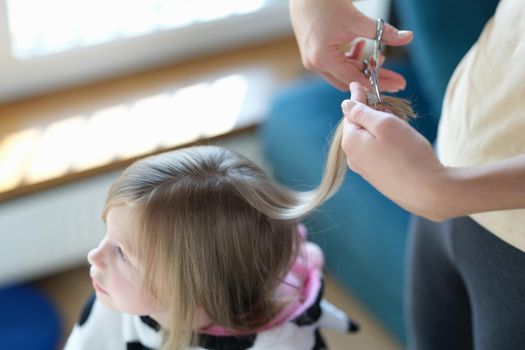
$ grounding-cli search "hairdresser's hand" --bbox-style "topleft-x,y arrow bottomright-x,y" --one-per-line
290,0 -> 413,91
341,82 -> 450,220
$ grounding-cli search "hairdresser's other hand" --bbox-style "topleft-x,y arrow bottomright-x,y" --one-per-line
290,0 -> 413,91
341,82 -> 449,220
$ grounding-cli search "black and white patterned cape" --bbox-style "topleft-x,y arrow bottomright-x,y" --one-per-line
64,280 -> 358,350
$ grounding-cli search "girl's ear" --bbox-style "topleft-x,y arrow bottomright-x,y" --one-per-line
303,242 -> 324,270
296,224 -> 324,269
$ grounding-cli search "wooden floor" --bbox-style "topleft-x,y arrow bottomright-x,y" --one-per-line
34,265 -> 402,350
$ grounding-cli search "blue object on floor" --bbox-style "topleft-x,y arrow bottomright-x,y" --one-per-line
0,283 -> 62,350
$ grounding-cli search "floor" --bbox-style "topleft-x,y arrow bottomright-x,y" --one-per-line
32,133 -> 402,350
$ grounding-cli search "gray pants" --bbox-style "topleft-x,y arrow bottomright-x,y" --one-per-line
405,215 -> 525,350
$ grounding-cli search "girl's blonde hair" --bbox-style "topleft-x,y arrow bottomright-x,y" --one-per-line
104,122 -> 346,349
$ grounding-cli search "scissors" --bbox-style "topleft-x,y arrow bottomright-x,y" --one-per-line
363,18 -> 384,104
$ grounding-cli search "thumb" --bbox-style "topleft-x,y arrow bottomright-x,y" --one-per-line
341,100 -> 372,127
342,82 -> 393,132
352,12 -> 413,46
349,81 -> 367,103
341,99 -> 389,134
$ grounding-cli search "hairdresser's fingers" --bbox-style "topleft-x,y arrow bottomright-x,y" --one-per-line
326,59 -> 370,91
319,45 -> 371,90
349,82 -> 367,103
342,118 -> 374,169
321,72 -> 349,91
345,60 -> 373,87
352,13 -> 414,46
323,60 -> 407,92
379,54 -> 386,66
377,68 -> 407,92
381,23 -> 414,46
342,100 -> 372,128
342,99 -> 394,136
341,118 -> 366,150
349,57 -> 406,93
344,39 -> 367,61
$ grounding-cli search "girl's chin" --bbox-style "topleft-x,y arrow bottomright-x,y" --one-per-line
95,292 -> 115,308
99,297 -> 160,318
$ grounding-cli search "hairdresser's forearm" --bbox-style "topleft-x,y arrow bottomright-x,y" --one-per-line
429,154 -> 525,221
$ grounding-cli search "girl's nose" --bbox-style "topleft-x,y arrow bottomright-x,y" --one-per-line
87,242 -> 107,272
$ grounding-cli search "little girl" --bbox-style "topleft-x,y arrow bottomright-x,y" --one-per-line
65,123 -> 356,349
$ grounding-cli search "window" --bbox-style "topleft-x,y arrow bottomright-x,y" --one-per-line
0,0 -> 290,102
7,0 -> 272,60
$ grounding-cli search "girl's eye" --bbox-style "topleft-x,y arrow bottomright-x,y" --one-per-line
115,246 -> 126,261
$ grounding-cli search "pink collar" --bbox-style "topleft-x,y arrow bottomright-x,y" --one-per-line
199,262 -> 321,336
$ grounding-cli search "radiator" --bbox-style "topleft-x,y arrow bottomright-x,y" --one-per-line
0,171 -> 118,287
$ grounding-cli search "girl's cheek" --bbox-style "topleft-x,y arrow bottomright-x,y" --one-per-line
116,260 -> 140,286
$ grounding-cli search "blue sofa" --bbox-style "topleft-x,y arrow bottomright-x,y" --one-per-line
260,0 -> 498,343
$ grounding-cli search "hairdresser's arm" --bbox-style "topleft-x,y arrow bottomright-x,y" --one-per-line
340,82 -> 525,221
290,0 -> 413,91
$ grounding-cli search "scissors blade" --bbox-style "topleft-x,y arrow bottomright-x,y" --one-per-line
371,18 -> 384,102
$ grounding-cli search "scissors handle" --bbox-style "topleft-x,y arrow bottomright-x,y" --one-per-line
373,18 -> 384,69
362,18 -> 385,104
